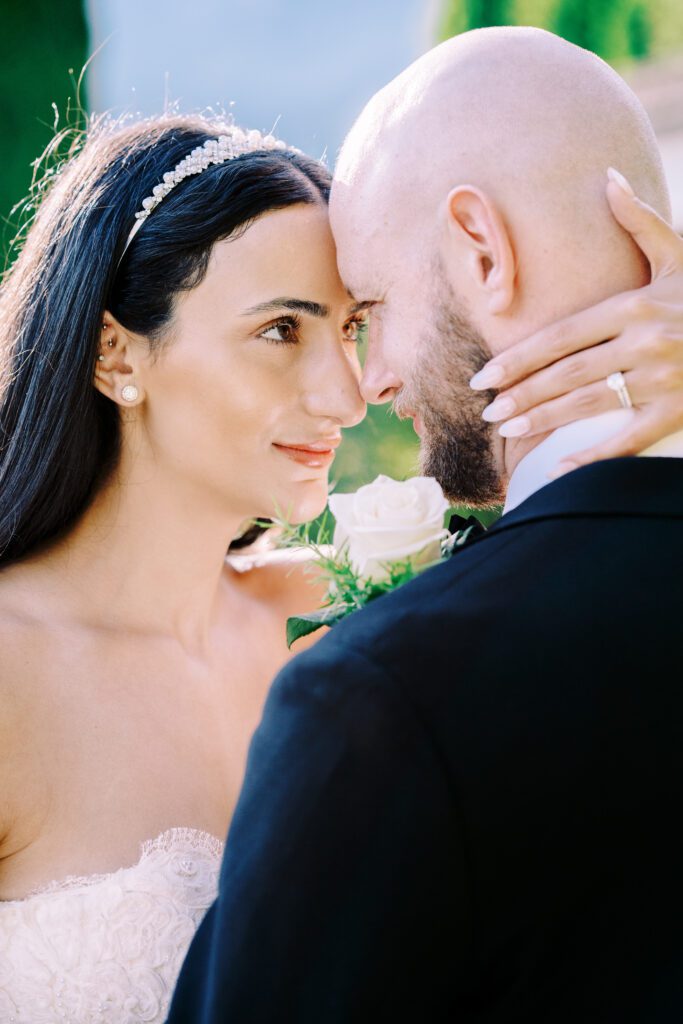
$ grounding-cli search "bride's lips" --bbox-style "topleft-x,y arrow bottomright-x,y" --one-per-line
273,437 -> 341,468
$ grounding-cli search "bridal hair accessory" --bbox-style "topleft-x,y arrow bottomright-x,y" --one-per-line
121,384 -> 139,403
606,371 -> 633,409
120,129 -> 293,261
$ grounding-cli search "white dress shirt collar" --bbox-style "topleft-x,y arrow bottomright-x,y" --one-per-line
503,410 -> 683,515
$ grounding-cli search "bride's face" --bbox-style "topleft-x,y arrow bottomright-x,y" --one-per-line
137,203 -> 367,524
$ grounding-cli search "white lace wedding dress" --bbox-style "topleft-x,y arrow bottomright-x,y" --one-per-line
0,827 -> 223,1023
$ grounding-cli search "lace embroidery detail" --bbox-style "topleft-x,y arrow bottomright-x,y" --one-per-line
6,826 -> 224,902
0,827 -> 223,1023
141,826 -> 224,859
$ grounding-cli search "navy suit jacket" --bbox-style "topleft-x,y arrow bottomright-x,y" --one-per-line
169,458 -> 683,1022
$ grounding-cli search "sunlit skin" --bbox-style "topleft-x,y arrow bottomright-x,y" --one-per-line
0,203 -> 366,899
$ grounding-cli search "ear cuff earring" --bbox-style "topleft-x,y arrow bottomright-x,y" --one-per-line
121,384 -> 139,403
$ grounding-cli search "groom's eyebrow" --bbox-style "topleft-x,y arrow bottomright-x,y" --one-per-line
242,298 -> 330,318
348,300 -> 377,314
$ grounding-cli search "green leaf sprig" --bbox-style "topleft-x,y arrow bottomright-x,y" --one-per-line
271,510 -> 461,649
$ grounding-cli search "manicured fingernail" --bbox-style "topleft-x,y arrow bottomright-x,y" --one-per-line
482,396 -> 517,422
470,364 -> 504,390
547,460 -> 577,480
498,416 -> 530,438
607,167 -> 635,197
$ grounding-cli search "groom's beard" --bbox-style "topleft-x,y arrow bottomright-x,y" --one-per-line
396,302 -> 506,508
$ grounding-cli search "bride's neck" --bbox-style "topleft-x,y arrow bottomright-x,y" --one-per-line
40,447 -> 245,651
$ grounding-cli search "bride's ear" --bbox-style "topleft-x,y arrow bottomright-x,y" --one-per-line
94,311 -> 146,407
441,185 -> 516,315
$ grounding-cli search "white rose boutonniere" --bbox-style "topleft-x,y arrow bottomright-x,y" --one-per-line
329,474 -> 450,583
275,475 -> 478,648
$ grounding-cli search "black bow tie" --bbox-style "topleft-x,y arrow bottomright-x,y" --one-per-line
446,512 -> 487,550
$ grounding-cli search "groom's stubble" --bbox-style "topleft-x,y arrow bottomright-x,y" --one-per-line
394,280 -> 505,508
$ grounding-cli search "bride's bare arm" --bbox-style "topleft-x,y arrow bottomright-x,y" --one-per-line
471,171 -> 683,472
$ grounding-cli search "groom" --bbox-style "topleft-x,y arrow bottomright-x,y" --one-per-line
169,28 -> 683,1022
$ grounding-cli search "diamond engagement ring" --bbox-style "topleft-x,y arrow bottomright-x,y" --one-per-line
606,371 -> 633,410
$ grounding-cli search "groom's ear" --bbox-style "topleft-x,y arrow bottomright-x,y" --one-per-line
442,186 -> 516,315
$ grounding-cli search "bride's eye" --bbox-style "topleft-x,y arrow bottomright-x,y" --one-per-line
259,315 -> 301,346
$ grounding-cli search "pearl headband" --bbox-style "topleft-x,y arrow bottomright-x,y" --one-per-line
119,127 -> 295,262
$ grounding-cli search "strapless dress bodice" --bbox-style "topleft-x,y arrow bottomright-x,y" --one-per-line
0,827 -> 223,1023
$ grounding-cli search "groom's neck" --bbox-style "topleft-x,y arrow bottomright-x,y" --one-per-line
500,408 -> 673,500
502,431 -> 554,482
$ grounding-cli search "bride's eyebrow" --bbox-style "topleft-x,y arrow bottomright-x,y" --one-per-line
241,297 -> 330,318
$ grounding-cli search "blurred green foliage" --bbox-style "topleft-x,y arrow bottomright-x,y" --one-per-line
440,0 -> 683,62
334,401 -> 421,493
333,338 -> 501,526
0,0 -> 87,265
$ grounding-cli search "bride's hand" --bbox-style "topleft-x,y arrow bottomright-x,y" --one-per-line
470,170 -> 683,475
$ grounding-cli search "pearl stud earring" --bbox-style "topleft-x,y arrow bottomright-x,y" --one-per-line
121,384 -> 139,403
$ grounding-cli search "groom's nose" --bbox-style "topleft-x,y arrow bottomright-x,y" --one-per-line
360,336 -> 403,406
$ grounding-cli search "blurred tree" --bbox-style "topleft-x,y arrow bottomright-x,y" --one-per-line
628,3 -> 652,60
553,0 -> 623,58
0,0 -> 87,266
441,0 -> 683,63
442,0 -> 514,37
466,0 -> 514,29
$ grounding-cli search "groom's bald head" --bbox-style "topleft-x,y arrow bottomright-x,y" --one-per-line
332,26 -> 668,330
329,27 -> 670,506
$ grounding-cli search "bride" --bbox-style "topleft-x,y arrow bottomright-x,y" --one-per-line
0,112 -> 680,1022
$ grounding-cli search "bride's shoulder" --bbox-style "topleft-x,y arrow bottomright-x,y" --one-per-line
0,574 -> 43,849
0,602 -> 47,761
0,569 -> 41,660
225,541 -> 328,614
0,566 -> 61,728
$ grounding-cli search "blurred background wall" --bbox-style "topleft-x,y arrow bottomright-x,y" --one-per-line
1,0 -> 683,509
86,0 -> 441,162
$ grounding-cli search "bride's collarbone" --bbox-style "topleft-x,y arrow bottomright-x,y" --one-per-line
0,557 -> 315,896
0,677 -> 234,901
0,622 -> 250,900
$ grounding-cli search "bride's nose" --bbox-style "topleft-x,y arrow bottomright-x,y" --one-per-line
302,341 -> 366,427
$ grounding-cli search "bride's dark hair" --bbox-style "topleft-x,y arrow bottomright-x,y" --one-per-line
0,114 -> 331,566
